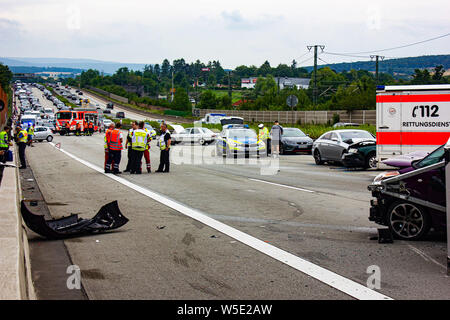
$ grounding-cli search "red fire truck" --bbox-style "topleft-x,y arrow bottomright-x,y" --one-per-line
55,108 -> 100,135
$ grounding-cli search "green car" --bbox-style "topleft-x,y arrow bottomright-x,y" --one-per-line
341,141 -> 377,169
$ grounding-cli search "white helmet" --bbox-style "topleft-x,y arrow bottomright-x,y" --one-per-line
258,124 -> 264,128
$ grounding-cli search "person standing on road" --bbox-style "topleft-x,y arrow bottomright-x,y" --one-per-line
257,123 -> 270,156
105,122 -> 123,174
104,123 -> 115,171
270,120 -> 283,158
16,125 -> 28,169
89,121 -> 94,136
143,126 -> 152,173
27,124 -> 34,147
76,121 -> 81,136
124,121 -> 137,172
130,121 -> 149,174
155,123 -> 171,173
0,126 -> 13,163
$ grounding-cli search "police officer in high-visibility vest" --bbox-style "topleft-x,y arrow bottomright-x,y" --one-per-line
105,122 -> 123,174
16,125 -> 28,169
258,123 -> 270,156
130,121 -> 149,174
27,124 -> 34,147
124,121 -> 138,172
0,126 -> 12,163
155,123 -> 171,173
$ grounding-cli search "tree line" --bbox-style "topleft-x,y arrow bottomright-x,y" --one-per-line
65,59 -> 449,112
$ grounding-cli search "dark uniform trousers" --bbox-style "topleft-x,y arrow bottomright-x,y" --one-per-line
157,149 -> 170,172
125,146 -> 133,171
18,142 -> 27,168
130,149 -> 144,174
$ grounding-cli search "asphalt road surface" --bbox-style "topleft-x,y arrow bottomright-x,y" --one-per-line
25,89 -> 449,299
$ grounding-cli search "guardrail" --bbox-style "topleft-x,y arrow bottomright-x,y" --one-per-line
0,146 -> 35,299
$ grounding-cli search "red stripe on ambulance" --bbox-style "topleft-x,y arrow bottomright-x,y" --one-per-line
377,132 -> 450,145
376,94 -> 450,103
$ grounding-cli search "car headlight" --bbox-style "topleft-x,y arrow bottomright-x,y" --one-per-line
348,148 -> 358,153
373,171 -> 400,183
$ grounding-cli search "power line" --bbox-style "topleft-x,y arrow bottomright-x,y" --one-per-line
297,52 -> 310,60
297,55 -> 314,65
322,52 -> 371,59
325,32 -> 450,55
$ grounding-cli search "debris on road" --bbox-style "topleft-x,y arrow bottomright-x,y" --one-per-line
21,200 -> 129,239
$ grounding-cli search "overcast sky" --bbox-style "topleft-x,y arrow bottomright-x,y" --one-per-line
1,0 -> 449,68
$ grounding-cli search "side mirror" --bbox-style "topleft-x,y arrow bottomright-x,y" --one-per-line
411,159 -> 420,169
332,138 -> 339,142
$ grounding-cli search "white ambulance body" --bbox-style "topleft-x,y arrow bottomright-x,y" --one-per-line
376,84 -> 450,166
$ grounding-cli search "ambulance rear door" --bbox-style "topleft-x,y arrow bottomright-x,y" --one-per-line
376,91 -> 402,163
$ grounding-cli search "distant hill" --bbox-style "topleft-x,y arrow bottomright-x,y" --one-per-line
305,54 -> 450,77
9,66 -> 85,74
0,57 -> 148,74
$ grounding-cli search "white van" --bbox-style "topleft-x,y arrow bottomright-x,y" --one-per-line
21,115 -> 38,127
376,84 -> 450,165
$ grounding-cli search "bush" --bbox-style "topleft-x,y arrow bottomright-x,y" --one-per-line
332,113 -> 340,125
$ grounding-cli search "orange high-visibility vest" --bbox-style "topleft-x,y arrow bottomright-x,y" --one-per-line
107,129 -> 122,150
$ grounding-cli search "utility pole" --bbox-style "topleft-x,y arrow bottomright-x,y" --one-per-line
171,70 -> 174,102
370,55 -> 385,84
228,71 -> 232,99
307,45 -> 325,105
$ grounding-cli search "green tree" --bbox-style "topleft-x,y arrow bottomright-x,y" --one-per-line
219,94 -> 232,108
0,63 -> 13,91
257,61 -> 272,76
172,87 -> 191,111
198,90 -> 217,109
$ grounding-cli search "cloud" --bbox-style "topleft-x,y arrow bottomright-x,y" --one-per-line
220,10 -> 283,30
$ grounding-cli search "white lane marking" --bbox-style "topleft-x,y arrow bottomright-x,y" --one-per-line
249,178 -> 315,193
408,245 -> 447,269
48,142 -> 392,300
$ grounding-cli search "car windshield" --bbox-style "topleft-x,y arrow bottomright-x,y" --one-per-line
339,130 -> 373,141
56,112 -> 72,120
228,129 -> 256,139
283,128 -> 306,137
415,145 -> 445,169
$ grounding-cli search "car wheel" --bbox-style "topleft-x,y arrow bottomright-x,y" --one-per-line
365,152 -> 377,169
199,138 -> 205,145
46,135 -> 53,142
387,201 -> 430,240
314,149 -> 324,165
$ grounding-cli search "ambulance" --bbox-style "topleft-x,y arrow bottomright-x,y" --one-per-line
376,84 -> 450,166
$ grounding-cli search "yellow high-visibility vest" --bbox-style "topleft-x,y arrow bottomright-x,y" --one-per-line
132,129 -> 147,151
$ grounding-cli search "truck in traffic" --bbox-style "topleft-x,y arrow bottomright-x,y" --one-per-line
54,108 -> 99,135
376,84 -> 450,167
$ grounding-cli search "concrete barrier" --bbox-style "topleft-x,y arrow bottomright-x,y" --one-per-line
0,146 -> 35,300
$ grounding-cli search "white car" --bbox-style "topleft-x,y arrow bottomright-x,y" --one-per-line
33,126 -> 54,142
102,119 -> 114,129
171,127 -> 217,145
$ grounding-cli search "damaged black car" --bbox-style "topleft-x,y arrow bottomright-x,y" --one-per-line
341,141 -> 377,169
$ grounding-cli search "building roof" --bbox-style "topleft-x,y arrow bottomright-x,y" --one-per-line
275,77 -> 310,86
